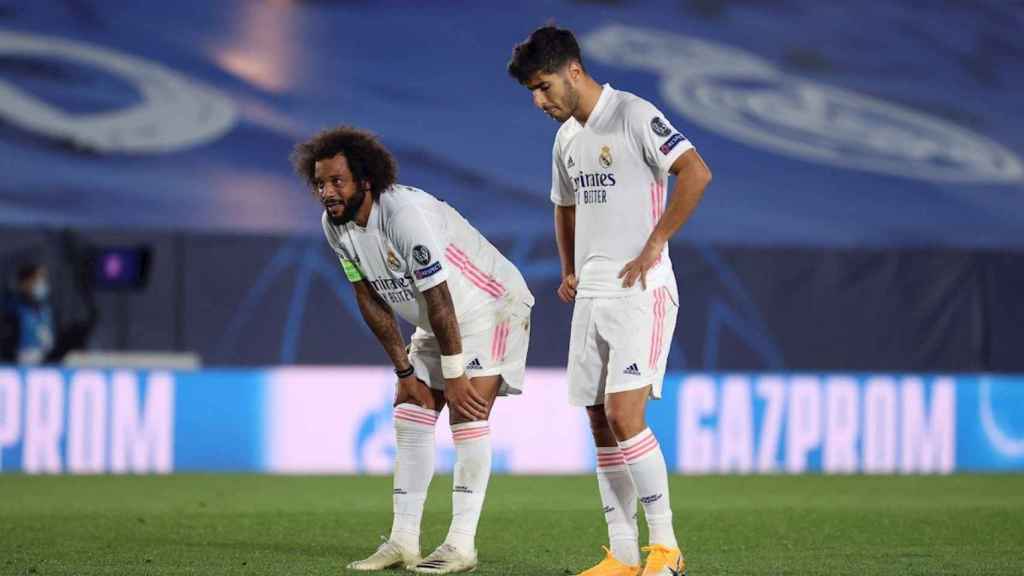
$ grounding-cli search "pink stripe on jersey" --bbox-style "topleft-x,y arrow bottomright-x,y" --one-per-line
445,248 -> 500,297
650,180 -> 666,226
446,252 -> 502,298
449,247 -> 506,296
657,181 -> 665,221
650,181 -> 658,227
445,245 -> 506,298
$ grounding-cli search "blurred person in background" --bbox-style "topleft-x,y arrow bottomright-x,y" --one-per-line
0,262 -> 54,364
0,232 -> 98,365
509,25 -> 712,576
291,126 -> 534,574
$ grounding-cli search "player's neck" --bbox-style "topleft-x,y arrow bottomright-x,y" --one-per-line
572,78 -> 605,126
354,194 -> 374,227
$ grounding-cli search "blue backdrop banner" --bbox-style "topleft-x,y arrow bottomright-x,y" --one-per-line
1,367 -> 1021,475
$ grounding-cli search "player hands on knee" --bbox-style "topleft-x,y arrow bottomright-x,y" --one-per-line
291,125 -> 533,573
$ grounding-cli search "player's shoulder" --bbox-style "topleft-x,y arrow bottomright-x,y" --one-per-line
613,89 -> 663,122
378,184 -> 440,230
378,184 -> 436,214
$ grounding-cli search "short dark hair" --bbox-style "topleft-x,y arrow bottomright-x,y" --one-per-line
290,126 -> 397,199
507,25 -> 584,84
16,262 -> 44,284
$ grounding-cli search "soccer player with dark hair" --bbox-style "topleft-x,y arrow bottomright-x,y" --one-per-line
292,126 -> 534,574
509,25 -> 712,576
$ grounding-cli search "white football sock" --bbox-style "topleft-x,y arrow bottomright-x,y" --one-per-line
596,446 -> 640,565
619,428 -> 678,549
443,421 -> 492,555
390,403 -> 438,551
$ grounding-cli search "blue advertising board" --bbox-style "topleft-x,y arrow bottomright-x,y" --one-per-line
1,367 -> 1021,474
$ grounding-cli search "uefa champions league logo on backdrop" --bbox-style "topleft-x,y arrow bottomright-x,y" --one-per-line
0,30 -> 236,153
979,377 -> 1024,459
583,25 -> 1022,183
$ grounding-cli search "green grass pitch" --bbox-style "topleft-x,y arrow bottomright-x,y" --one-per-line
1,474 -> 1022,575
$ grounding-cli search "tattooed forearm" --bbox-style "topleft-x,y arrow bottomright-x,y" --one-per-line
353,280 -> 410,369
421,282 -> 462,356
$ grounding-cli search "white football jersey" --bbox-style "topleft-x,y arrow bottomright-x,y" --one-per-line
323,185 -> 533,335
551,84 -> 694,298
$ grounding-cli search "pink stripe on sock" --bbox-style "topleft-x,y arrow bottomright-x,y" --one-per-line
453,427 -> 490,442
621,429 -> 656,455
622,436 -> 659,463
395,407 -> 438,425
394,411 -> 436,424
397,403 -> 438,417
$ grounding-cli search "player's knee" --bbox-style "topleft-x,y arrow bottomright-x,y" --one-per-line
603,405 -> 644,441
586,405 -> 617,444
586,405 -> 610,429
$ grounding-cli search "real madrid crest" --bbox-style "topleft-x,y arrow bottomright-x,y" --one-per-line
386,248 -> 402,272
599,145 -> 612,168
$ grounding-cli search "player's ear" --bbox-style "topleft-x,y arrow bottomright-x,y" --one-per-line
567,60 -> 583,81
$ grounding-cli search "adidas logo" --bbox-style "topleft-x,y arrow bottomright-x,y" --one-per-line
567,156 -> 575,168
466,358 -> 483,370
623,363 -> 641,376
454,485 -> 474,494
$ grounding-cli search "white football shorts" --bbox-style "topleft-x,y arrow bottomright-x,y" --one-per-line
409,300 -> 532,396
567,285 -> 679,407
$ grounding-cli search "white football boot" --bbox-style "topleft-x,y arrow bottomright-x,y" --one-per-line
346,538 -> 420,571
410,543 -> 478,574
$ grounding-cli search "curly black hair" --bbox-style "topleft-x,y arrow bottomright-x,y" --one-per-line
290,126 -> 397,199
507,25 -> 585,84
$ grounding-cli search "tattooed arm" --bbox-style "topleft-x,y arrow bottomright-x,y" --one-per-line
421,281 -> 487,420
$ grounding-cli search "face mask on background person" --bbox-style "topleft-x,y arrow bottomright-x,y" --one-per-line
30,279 -> 49,303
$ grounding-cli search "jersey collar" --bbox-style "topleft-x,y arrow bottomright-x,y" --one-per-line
583,83 -> 614,128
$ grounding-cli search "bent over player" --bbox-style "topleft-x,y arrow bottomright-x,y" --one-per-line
508,26 -> 711,576
291,126 -> 534,574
